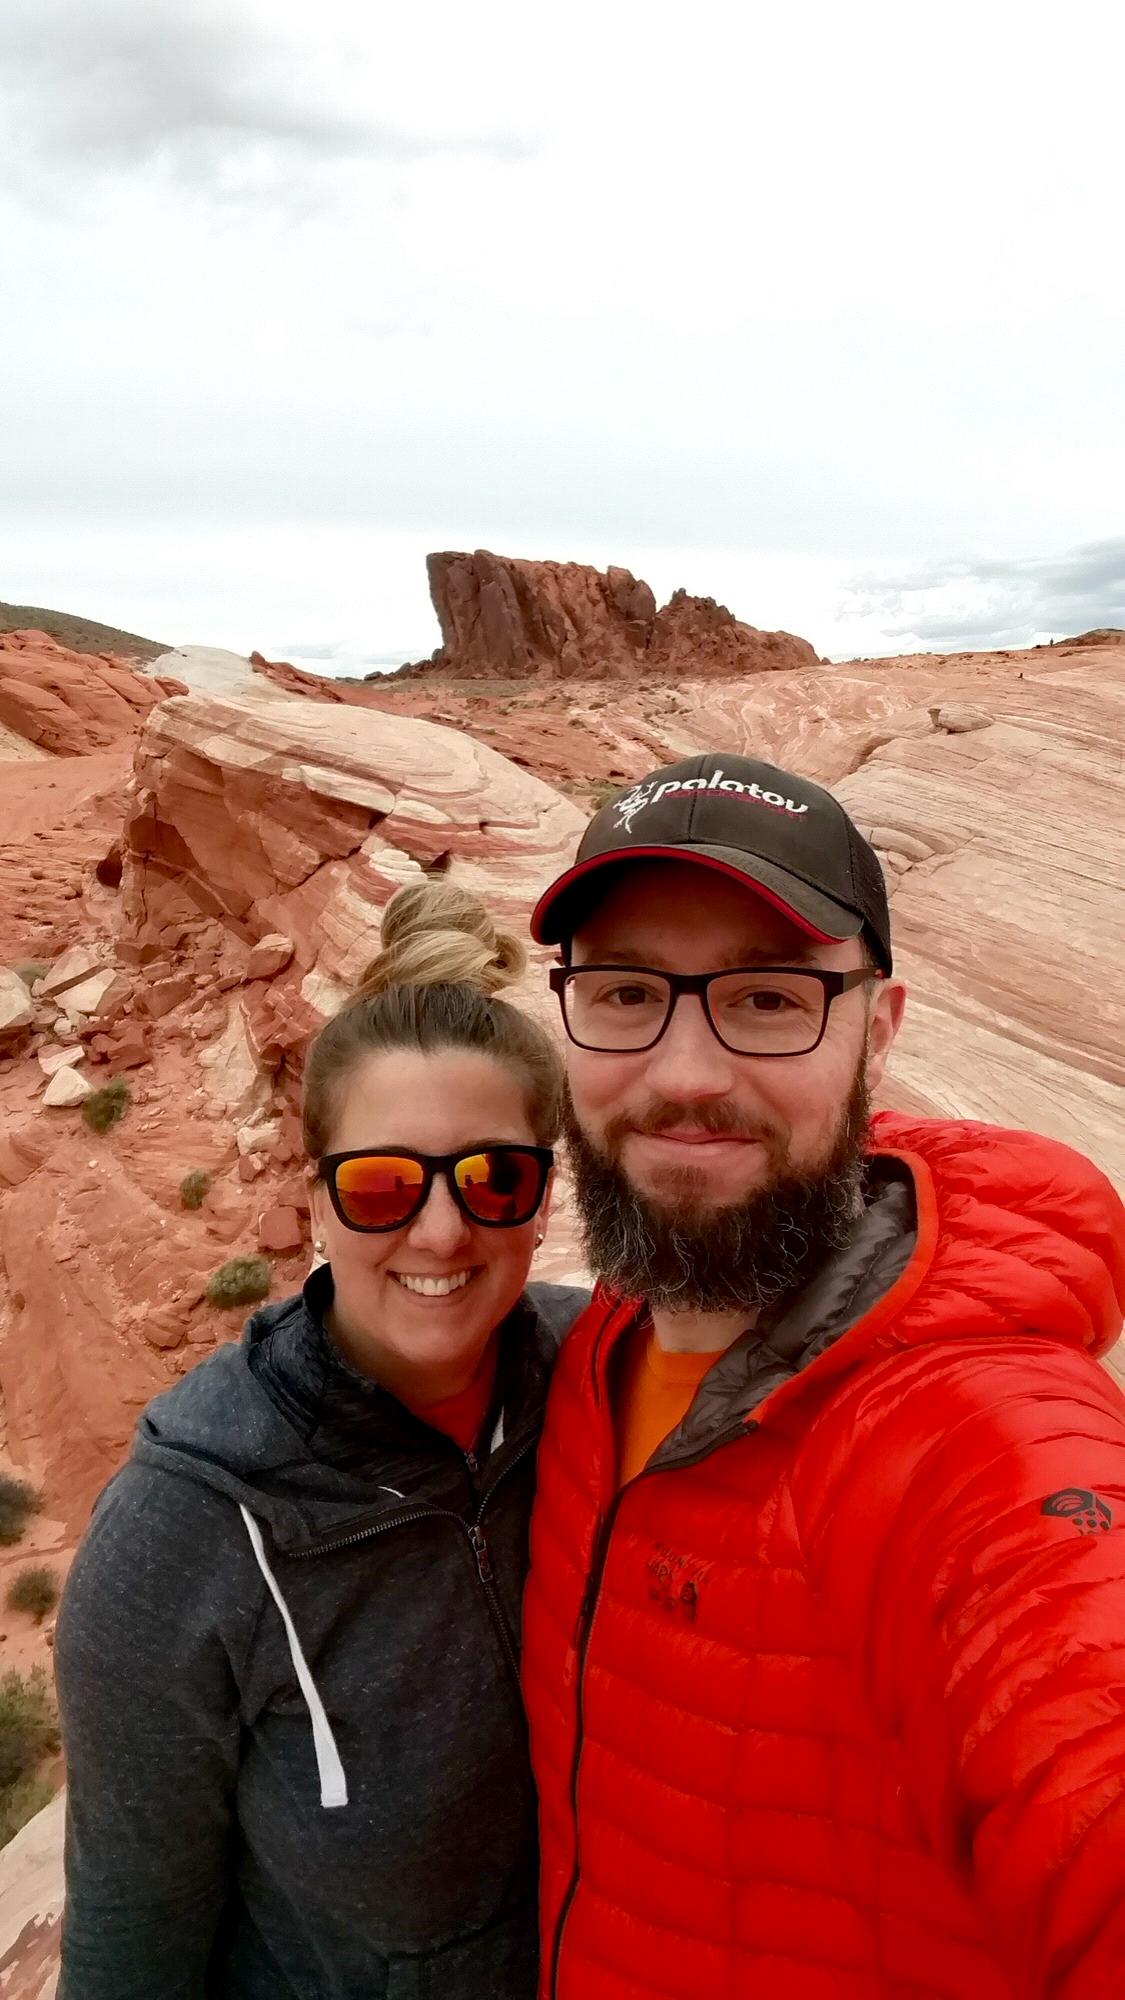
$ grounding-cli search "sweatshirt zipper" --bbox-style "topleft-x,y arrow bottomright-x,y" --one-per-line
288,1433 -> 538,1686
549,1420 -> 750,1999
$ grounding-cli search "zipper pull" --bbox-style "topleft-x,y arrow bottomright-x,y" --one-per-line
469,1524 -> 494,1583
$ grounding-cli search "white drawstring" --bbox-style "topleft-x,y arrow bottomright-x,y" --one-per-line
489,1406 -> 505,1454
239,1505 -> 348,1810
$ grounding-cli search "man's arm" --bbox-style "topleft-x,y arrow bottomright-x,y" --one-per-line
55,1464 -> 251,2000
803,1337 -> 1125,1999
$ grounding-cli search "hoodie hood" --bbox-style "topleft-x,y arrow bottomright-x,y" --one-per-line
868,1111 -> 1125,1361
135,1271 -> 587,1554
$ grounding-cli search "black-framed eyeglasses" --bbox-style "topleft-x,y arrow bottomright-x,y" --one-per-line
319,1146 -> 554,1233
549,964 -> 878,1058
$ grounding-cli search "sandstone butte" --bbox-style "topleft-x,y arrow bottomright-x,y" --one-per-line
0,555 -> 1123,1981
390,548 -> 822,680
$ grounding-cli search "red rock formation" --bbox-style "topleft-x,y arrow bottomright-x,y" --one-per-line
648,588 -> 819,674
0,631 -> 186,757
398,550 -> 816,681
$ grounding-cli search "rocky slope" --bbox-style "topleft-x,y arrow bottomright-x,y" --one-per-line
0,597 -> 1122,1976
0,631 -> 185,757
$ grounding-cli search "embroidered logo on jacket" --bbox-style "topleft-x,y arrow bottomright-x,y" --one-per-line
1041,1487 -> 1114,1534
646,1543 -> 709,1621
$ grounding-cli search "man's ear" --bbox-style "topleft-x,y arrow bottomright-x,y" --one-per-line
864,977 -> 907,1094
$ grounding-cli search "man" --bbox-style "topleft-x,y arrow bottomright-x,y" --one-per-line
522,751 -> 1125,2000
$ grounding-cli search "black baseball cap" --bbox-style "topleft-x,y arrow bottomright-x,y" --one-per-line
531,752 -> 892,974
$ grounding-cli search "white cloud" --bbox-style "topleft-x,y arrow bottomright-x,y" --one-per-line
1,0 -> 1123,661
0,0 -> 528,200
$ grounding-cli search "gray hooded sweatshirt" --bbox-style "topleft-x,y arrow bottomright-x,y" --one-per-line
55,1270 -> 588,2000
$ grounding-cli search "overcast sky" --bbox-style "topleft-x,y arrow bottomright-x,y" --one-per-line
2,0 -> 1122,669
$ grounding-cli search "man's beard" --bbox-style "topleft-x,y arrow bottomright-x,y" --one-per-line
563,1063 -> 872,1316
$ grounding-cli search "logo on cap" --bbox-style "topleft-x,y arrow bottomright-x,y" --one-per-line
611,767 -> 810,834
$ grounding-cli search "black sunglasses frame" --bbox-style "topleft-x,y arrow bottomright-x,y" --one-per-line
549,964 -> 879,1058
318,1145 -> 555,1234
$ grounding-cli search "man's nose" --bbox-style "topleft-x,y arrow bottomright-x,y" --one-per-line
405,1175 -> 473,1256
642,991 -> 736,1100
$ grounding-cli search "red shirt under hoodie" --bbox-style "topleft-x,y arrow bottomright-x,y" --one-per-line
523,1114 -> 1125,2000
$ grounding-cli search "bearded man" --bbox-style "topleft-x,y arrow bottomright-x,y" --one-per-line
521,751 -> 1125,2000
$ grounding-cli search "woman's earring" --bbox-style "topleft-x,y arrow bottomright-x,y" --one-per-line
314,1239 -> 326,1256
535,1231 -> 545,1248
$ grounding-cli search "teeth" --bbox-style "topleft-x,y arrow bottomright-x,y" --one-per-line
394,1270 -> 472,1297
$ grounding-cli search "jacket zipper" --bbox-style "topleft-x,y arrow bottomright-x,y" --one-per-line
288,1434 -> 538,1686
549,1420 -> 749,1999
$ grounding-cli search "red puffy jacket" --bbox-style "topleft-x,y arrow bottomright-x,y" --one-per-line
524,1116 -> 1125,2000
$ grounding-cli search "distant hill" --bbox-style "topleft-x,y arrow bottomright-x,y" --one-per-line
0,600 -> 167,663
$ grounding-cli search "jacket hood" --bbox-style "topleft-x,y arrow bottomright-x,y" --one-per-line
868,1111 -> 1125,1363
134,1273 -> 587,1553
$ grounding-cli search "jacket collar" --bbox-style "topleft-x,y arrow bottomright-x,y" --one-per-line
248,1263 -> 558,1474
641,1157 -> 918,1470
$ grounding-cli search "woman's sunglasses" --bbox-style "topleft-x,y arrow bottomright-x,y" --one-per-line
319,1145 -> 554,1234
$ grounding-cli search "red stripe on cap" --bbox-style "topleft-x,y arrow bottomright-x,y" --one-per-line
530,846 -> 843,944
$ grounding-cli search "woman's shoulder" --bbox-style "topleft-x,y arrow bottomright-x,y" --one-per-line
523,1281 -> 592,1355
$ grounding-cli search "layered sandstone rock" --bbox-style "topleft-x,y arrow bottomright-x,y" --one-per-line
0,632 -> 186,757
121,688 -> 588,1051
0,1788 -> 63,1999
400,549 -> 818,680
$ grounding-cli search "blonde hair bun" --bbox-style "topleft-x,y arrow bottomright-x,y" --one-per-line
355,880 -> 527,1001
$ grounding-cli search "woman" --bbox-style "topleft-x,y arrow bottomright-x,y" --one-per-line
55,881 -> 587,2000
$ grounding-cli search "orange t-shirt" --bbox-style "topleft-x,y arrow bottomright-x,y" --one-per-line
407,1348 -> 498,1455
613,1323 -> 725,1487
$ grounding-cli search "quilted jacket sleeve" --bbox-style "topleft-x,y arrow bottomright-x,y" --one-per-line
806,1337 -> 1125,2000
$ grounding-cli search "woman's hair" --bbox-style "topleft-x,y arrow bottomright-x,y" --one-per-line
303,879 -> 563,1159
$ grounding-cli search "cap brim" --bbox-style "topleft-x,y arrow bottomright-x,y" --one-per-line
530,844 -> 864,947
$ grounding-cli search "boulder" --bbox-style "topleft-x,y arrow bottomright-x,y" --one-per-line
43,1066 -> 92,1108
0,969 -> 35,1036
37,1043 -> 84,1077
258,1204 -> 305,1252
245,933 -> 295,981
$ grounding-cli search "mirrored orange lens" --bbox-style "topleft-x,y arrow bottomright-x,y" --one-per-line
334,1155 -> 426,1229
454,1149 -> 541,1224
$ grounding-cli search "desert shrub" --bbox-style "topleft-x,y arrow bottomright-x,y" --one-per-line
13,963 -> 47,988
6,1566 -> 59,1623
588,781 -> 623,811
0,1668 -> 59,1794
81,1077 -> 130,1134
206,1256 -> 271,1309
0,1476 -> 41,1548
180,1169 -> 212,1210
0,1772 -> 56,1848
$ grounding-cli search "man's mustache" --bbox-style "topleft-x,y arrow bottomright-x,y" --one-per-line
602,1099 -> 781,1148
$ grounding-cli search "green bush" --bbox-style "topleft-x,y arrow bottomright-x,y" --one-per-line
0,1476 -> 41,1548
180,1169 -> 212,1210
206,1256 -> 271,1309
0,1668 -> 59,1795
6,1566 -> 59,1624
0,1772 -> 56,1848
81,1077 -> 130,1134
13,963 -> 47,988
588,780 -> 623,811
